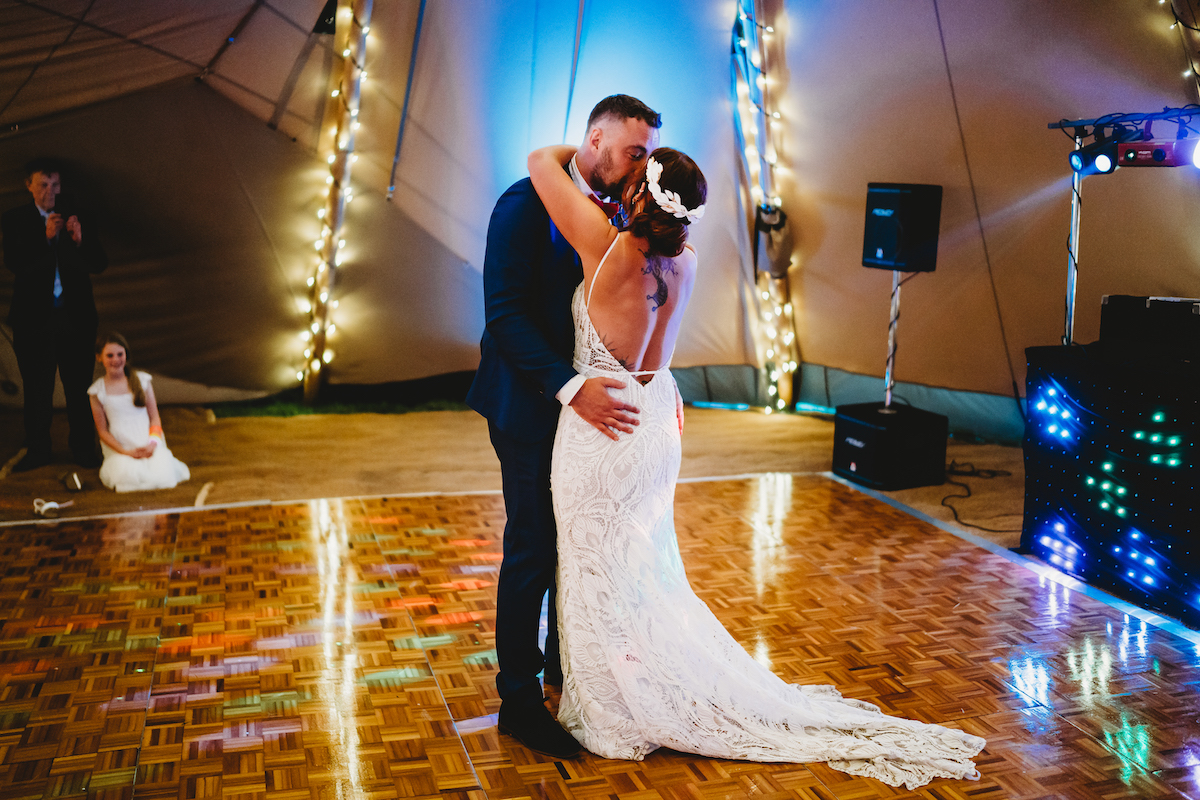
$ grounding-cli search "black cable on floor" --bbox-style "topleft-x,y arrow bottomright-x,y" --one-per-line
940,460 -> 1022,534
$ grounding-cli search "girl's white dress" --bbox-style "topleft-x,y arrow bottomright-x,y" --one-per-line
88,372 -> 190,493
549,239 -> 986,790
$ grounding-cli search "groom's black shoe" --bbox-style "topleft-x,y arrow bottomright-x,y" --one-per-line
498,701 -> 582,759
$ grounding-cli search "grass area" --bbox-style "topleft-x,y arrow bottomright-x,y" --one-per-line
210,398 -> 469,418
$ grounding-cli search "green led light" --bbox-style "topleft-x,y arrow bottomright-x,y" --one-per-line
1086,477 -> 1096,485
1167,458 -> 1180,467
1153,412 -> 1165,422
1151,454 -> 1162,464
1133,431 -> 1145,439
1116,507 -> 1127,517
1150,433 -> 1163,443
1101,481 -> 1112,490
1100,501 -> 1110,510
1116,486 -> 1127,495
1167,436 -> 1180,446
1102,462 -> 1114,472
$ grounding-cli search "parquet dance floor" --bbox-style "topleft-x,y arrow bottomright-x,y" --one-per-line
1,473 -> 1198,800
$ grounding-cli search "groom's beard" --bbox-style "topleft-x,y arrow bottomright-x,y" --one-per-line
590,148 -> 624,200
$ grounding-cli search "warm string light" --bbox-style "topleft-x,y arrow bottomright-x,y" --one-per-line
732,0 -> 797,414
300,0 -> 374,398
1164,1 -> 1200,99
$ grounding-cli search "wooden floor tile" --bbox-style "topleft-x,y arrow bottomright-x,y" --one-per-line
0,474 -> 1196,798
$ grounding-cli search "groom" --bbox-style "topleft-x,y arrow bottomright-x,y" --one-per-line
467,95 -> 661,758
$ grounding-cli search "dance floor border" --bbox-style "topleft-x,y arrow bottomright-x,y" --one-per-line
5,469 -> 1197,646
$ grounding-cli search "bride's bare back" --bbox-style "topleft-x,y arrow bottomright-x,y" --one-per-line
582,234 -> 695,379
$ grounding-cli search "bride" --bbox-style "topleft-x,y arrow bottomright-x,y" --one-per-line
527,145 -> 986,789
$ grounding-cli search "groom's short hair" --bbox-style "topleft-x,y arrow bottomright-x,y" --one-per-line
587,95 -> 662,131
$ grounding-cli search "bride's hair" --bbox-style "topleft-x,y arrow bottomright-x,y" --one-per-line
96,332 -> 146,407
623,147 -> 707,258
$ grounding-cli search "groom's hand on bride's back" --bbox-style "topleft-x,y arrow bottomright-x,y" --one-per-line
570,377 -> 639,441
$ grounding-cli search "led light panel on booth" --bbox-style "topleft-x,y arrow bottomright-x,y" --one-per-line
1022,346 -> 1198,627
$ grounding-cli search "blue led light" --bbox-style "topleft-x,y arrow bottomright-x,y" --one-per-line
1048,424 -> 1059,434
1131,531 -> 1142,540
1048,405 -> 1059,415
1145,557 -> 1155,567
1054,522 -> 1065,532
1048,388 -> 1057,397
1128,570 -> 1136,578
1060,429 -> 1070,439
1035,401 -> 1046,411
1143,575 -> 1155,586
1061,411 -> 1070,420
1040,535 -> 1052,546
1113,546 -> 1121,554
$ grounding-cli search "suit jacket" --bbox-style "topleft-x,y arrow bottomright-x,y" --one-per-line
1,201 -> 107,331
466,177 -> 583,442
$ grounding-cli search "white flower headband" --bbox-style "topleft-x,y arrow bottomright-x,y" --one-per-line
645,157 -> 705,224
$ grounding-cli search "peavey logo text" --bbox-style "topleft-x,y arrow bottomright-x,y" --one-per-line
844,437 -> 866,449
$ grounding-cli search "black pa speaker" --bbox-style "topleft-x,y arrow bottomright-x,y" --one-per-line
1099,294 -> 1200,365
832,402 -> 948,490
862,183 -> 943,272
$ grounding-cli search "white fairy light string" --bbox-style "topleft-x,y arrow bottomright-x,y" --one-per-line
301,0 -> 373,402
731,0 -> 797,415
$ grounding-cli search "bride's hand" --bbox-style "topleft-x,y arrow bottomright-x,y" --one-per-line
571,377 -> 639,441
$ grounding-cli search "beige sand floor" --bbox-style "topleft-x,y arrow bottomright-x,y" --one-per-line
0,406 -> 1024,547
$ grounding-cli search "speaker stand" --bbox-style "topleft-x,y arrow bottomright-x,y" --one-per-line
882,269 -> 901,413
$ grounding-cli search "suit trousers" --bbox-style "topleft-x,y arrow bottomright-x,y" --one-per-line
13,310 -> 98,458
489,420 -> 562,710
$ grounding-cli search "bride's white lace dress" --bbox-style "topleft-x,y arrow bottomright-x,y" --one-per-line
549,251 -> 986,790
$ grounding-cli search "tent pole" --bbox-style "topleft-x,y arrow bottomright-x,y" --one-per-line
387,0 -> 427,200
305,0 -> 374,403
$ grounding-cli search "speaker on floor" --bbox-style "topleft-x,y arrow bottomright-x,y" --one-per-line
862,183 -> 943,273
832,402 -> 948,490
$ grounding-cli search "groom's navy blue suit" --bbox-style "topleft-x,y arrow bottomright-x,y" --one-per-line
466,176 -> 582,710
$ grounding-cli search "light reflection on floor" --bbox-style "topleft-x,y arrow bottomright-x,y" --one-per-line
0,475 -> 1197,799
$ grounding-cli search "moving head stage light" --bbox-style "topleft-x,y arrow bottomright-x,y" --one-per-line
1055,107 -> 1200,175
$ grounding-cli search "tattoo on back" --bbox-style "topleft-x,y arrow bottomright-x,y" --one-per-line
643,254 -> 676,312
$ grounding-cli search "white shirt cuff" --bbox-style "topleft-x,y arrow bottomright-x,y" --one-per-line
556,374 -> 586,406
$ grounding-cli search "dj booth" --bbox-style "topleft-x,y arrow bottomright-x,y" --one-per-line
1021,296 -> 1199,626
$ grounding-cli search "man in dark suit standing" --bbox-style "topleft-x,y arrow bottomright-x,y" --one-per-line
467,95 -> 661,758
2,158 -> 107,472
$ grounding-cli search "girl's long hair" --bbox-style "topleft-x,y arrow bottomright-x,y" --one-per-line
96,332 -> 146,407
